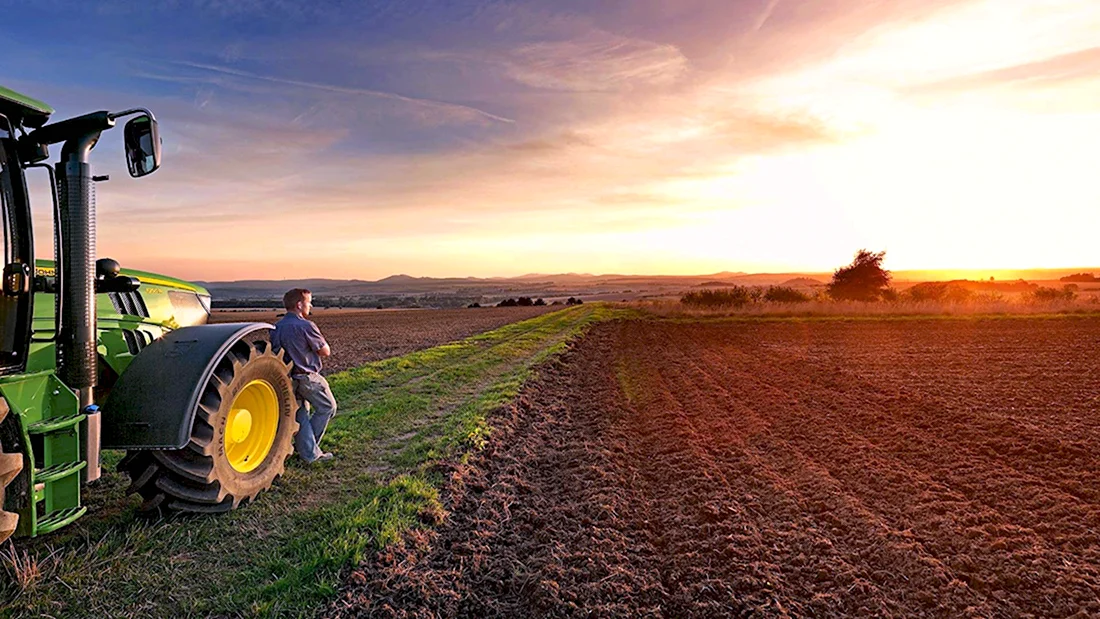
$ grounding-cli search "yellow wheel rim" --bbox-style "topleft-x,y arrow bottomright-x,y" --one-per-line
224,379 -> 279,473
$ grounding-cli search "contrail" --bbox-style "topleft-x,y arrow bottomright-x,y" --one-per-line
752,0 -> 782,32
175,60 -> 515,124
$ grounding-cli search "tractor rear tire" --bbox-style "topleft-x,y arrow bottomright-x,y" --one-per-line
0,403 -> 24,543
119,338 -> 297,514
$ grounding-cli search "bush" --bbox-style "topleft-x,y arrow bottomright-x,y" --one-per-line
497,298 -> 518,307
534,298 -> 546,306
1027,285 -> 1078,302
681,287 -> 753,308
763,286 -> 810,303
904,281 -> 973,303
467,302 -> 481,308
565,297 -> 583,305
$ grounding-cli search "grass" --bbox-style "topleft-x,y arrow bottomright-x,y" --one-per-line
0,303 -> 633,619
0,545 -> 46,591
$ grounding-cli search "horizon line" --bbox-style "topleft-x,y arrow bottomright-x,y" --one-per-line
192,266 -> 1100,285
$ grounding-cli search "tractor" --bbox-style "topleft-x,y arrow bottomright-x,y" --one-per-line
0,85 -> 298,543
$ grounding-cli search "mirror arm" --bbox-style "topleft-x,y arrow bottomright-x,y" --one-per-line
109,108 -> 157,122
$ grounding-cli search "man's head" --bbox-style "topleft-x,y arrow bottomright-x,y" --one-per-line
283,288 -> 313,316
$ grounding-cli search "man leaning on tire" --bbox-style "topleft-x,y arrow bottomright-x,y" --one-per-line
271,288 -> 338,464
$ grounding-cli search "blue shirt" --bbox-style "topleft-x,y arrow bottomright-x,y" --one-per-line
271,313 -> 327,375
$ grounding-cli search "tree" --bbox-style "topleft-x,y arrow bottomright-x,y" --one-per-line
827,249 -> 891,302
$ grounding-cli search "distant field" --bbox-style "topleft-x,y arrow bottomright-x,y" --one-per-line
342,316 -> 1100,617
211,306 -> 558,374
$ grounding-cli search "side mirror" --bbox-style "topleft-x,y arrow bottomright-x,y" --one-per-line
123,114 -> 161,177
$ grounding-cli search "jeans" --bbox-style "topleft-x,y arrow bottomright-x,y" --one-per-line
292,372 -> 337,462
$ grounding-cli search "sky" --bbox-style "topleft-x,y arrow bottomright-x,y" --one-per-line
3,0 -> 1100,281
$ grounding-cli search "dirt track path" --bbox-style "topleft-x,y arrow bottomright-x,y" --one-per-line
334,318 -> 1100,618
212,306 -> 557,374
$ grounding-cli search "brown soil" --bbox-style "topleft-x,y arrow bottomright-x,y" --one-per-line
332,317 -> 1100,618
210,306 -> 556,374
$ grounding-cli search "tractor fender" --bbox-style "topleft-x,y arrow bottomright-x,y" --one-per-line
102,322 -> 277,450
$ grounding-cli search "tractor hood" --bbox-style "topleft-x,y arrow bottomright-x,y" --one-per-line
33,258 -> 212,333
26,260 -> 214,375
33,259 -> 209,297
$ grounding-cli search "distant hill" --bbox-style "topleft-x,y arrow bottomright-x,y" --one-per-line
901,279 -> 1038,295
197,270 -> 829,307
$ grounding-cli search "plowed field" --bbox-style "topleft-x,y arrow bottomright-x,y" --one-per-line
336,317 -> 1100,618
211,306 -> 556,373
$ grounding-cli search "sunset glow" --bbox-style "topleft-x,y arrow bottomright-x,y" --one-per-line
5,0 -> 1100,280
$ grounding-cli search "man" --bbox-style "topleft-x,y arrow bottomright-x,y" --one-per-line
271,288 -> 337,463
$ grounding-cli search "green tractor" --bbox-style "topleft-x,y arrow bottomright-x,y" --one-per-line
0,86 -> 299,543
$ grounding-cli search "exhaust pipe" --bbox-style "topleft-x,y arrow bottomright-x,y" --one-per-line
57,131 -> 103,482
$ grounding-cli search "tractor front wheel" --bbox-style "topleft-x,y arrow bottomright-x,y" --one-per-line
119,337 -> 297,514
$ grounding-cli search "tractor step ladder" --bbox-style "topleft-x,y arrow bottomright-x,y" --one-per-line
27,404 -> 86,535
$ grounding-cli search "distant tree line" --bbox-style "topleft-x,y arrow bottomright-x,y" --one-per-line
494,297 -> 547,307
1061,273 -> 1100,283
214,293 -> 582,311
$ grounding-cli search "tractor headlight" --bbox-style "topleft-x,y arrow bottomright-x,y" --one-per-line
169,291 -> 211,327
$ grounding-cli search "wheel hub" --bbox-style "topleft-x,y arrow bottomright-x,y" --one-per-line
228,408 -> 253,444
224,379 -> 280,473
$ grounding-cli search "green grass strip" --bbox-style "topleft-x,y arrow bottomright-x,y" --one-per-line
0,304 -> 634,619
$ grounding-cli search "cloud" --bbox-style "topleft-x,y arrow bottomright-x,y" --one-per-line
751,0 -> 782,32
505,131 -> 596,152
707,110 -> 835,151
503,35 -> 689,92
905,46 -> 1100,96
173,61 -> 514,125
